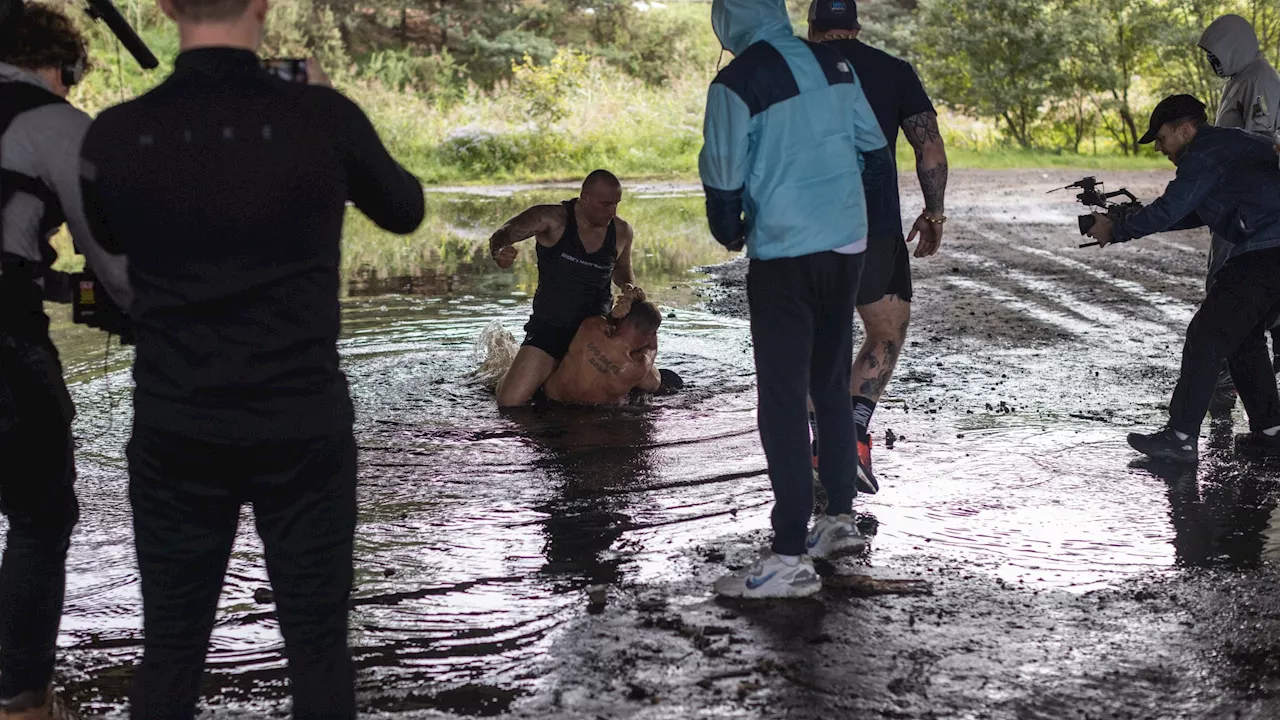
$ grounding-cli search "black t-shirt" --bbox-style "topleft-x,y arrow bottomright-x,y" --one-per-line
81,48 -> 425,442
822,38 -> 935,238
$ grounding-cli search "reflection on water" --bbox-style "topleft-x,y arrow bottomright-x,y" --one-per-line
16,186 -> 1280,712
51,285 -> 767,712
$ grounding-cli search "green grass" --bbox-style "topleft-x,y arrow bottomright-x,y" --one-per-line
941,147 -> 1170,171
67,5 -> 1178,188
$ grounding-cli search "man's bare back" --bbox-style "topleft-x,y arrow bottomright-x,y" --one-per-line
544,303 -> 663,405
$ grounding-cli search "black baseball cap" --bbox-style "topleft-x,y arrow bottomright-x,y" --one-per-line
808,0 -> 860,29
1138,94 -> 1207,144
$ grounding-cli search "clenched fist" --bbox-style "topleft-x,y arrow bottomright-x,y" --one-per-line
492,246 -> 518,269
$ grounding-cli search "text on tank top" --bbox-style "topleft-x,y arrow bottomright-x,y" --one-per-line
530,199 -> 617,328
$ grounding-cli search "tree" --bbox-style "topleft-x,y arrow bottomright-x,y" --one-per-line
1057,0 -> 1162,155
1149,0 -> 1226,122
915,0 -> 1069,148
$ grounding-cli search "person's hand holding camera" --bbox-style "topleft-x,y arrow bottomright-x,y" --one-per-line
1086,213 -> 1114,247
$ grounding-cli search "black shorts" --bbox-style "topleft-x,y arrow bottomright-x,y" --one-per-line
856,234 -> 913,306
521,318 -> 578,361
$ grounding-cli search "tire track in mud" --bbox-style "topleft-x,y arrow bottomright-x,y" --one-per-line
963,223 -> 1197,326
945,249 -> 1169,337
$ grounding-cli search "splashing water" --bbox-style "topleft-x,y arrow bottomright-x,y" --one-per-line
472,319 -> 520,390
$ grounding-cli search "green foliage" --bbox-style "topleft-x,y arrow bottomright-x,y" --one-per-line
461,29 -> 559,88
361,47 -> 467,105
62,0 -> 1280,183
511,49 -> 590,125
914,0 -> 1280,152
916,0 -> 1067,149
590,3 -> 705,86
262,0 -> 349,71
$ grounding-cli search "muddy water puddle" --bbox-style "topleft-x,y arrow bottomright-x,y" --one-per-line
20,174 -> 1280,714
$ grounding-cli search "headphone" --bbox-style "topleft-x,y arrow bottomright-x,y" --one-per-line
60,55 -> 84,87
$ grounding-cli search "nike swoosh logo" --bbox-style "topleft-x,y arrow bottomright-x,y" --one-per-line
745,571 -> 778,590
806,529 -> 825,549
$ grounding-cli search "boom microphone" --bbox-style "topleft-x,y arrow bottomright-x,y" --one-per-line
84,0 -> 158,69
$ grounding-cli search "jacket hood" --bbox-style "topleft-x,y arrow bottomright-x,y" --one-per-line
0,62 -> 50,90
1199,15 -> 1262,77
712,0 -> 794,57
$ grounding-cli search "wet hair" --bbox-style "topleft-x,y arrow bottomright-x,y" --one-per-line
0,3 -> 86,74
621,300 -> 662,336
168,0 -> 253,22
583,169 -> 621,192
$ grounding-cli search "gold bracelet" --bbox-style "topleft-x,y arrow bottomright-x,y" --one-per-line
922,213 -> 946,224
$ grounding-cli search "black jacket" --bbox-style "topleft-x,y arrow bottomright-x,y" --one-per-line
1115,125 -> 1280,254
81,48 -> 424,441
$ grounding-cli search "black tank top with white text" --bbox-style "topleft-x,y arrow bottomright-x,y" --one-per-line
530,199 -> 616,328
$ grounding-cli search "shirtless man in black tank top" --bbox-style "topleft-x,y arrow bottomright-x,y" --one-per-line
488,170 -> 643,406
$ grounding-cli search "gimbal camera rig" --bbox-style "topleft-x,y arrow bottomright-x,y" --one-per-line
1048,177 -> 1144,248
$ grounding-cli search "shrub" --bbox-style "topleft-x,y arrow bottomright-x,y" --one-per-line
511,48 -> 590,126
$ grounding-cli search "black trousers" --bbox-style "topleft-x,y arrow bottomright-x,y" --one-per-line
1170,247 -> 1280,435
127,425 -> 358,720
0,337 -> 78,699
748,251 -> 863,557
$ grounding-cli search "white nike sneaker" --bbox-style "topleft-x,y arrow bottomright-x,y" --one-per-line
805,514 -> 867,560
713,552 -> 822,599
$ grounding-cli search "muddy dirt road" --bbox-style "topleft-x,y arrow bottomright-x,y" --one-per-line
33,169 -> 1280,718
520,170 -> 1280,720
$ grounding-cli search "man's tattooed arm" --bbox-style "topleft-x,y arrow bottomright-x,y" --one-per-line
488,205 -> 565,257
902,111 -> 948,214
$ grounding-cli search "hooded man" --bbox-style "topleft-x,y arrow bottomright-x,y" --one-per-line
1199,15 -> 1280,380
699,0 -> 891,598
1199,15 -> 1280,139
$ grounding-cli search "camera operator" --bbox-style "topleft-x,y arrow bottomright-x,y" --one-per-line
1086,95 -> 1280,463
0,3 -> 130,715
79,0 -> 425,713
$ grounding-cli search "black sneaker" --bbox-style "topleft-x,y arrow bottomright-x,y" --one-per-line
1235,431 -> 1280,455
1127,428 -> 1197,463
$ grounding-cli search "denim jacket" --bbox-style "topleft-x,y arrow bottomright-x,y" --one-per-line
1114,125 -> 1280,256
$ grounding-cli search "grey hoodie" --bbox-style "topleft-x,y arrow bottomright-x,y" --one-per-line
0,62 -> 130,310
1199,15 -> 1280,136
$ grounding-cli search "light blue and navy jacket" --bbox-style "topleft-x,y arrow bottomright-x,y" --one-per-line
698,0 -> 890,261
1114,125 -> 1280,256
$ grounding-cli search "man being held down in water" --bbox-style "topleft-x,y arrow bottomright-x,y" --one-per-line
544,293 -> 676,405
477,289 -> 681,405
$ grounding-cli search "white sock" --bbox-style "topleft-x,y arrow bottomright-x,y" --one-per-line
1173,430 -> 1190,441
776,553 -> 800,566
1263,425 -> 1280,437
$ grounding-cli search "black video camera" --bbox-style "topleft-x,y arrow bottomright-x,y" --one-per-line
1049,177 -> 1144,239
71,267 -> 133,344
